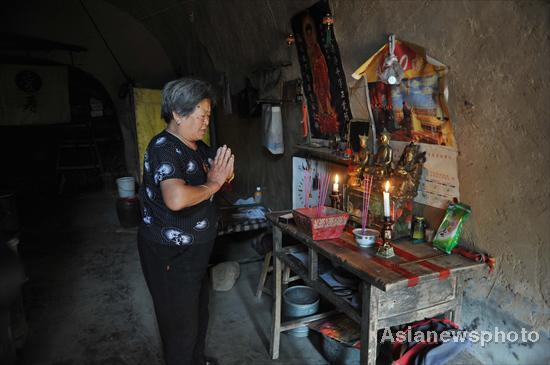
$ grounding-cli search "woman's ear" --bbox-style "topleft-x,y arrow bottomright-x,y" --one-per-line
172,111 -> 180,122
172,111 -> 187,125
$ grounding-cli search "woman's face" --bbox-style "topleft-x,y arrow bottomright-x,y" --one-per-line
180,98 -> 211,141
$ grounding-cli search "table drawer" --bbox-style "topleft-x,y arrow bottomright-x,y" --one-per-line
378,277 -> 456,320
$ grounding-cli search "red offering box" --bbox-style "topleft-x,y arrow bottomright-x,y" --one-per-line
292,207 -> 349,240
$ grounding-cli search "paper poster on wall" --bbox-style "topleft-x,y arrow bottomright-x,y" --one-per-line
0,64 -> 70,126
292,156 -> 330,209
352,39 -> 455,148
391,141 -> 460,209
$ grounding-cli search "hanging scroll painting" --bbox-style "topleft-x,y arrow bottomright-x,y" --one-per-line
291,0 -> 353,140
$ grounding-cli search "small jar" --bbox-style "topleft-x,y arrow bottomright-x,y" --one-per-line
411,216 -> 426,243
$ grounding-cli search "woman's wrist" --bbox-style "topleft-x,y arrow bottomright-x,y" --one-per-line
199,184 -> 214,201
203,182 -> 221,195
199,184 -> 210,196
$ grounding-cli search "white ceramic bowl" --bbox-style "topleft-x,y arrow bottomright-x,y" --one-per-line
352,228 -> 379,247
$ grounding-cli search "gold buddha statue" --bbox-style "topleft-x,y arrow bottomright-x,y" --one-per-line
374,130 -> 393,179
356,134 -> 371,180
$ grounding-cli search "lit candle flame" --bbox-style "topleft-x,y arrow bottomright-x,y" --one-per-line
385,180 -> 390,192
335,174 -> 339,184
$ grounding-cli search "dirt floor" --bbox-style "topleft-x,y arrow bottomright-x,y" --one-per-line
15,190 -> 482,365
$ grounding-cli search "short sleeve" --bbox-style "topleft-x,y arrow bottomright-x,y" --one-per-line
148,137 -> 187,185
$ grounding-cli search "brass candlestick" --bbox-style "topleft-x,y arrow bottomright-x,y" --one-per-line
330,192 -> 343,210
377,217 -> 395,258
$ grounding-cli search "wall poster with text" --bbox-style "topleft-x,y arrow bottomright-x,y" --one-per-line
391,141 -> 460,209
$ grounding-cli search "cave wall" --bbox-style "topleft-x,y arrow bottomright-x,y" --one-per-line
329,2 -> 550,363
1,0 -> 177,178
1,0 -> 175,94
188,1 -> 550,363
188,0 -> 318,206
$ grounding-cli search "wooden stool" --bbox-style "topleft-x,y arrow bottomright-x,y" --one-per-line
255,245 -> 302,299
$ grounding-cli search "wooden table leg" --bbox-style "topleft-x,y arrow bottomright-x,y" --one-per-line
451,275 -> 464,324
308,247 -> 318,281
361,282 -> 379,365
269,226 -> 283,359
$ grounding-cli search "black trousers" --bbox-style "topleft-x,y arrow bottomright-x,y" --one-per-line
138,233 -> 215,365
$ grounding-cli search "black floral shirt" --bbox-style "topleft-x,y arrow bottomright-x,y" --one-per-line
139,131 -> 218,247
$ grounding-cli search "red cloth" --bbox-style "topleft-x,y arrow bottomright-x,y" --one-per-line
451,246 -> 496,273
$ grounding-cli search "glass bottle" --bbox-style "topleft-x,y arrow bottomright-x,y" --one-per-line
411,216 -> 426,243
254,186 -> 262,204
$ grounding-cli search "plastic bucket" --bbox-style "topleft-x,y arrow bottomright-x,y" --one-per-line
283,285 -> 320,337
116,177 -> 136,198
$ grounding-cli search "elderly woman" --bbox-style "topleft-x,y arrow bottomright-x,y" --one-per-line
138,78 -> 233,365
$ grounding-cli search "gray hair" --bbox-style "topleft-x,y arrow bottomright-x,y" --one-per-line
160,78 -> 216,123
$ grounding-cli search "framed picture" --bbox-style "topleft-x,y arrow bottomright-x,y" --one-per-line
292,157 -> 329,209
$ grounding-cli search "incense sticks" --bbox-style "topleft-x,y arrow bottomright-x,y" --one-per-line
301,169 -> 333,216
303,170 -> 311,208
362,175 -> 374,234
323,173 -> 330,213
316,172 -> 330,217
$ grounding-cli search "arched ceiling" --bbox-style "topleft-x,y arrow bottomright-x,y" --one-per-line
105,0 -> 317,88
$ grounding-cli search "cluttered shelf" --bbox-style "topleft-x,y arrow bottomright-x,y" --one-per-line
267,211 -> 486,291
294,144 -> 350,167
277,245 -> 472,330
278,249 -> 362,323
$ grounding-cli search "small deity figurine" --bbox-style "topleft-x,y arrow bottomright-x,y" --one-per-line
346,170 -> 361,187
395,142 -> 419,176
357,134 -> 369,163
393,141 -> 426,199
374,130 -> 393,179
356,134 -> 371,179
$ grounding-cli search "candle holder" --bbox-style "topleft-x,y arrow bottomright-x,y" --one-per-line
377,217 -> 395,258
330,192 -> 343,210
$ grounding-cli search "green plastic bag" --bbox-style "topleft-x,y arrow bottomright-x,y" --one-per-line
433,202 -> 471,254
